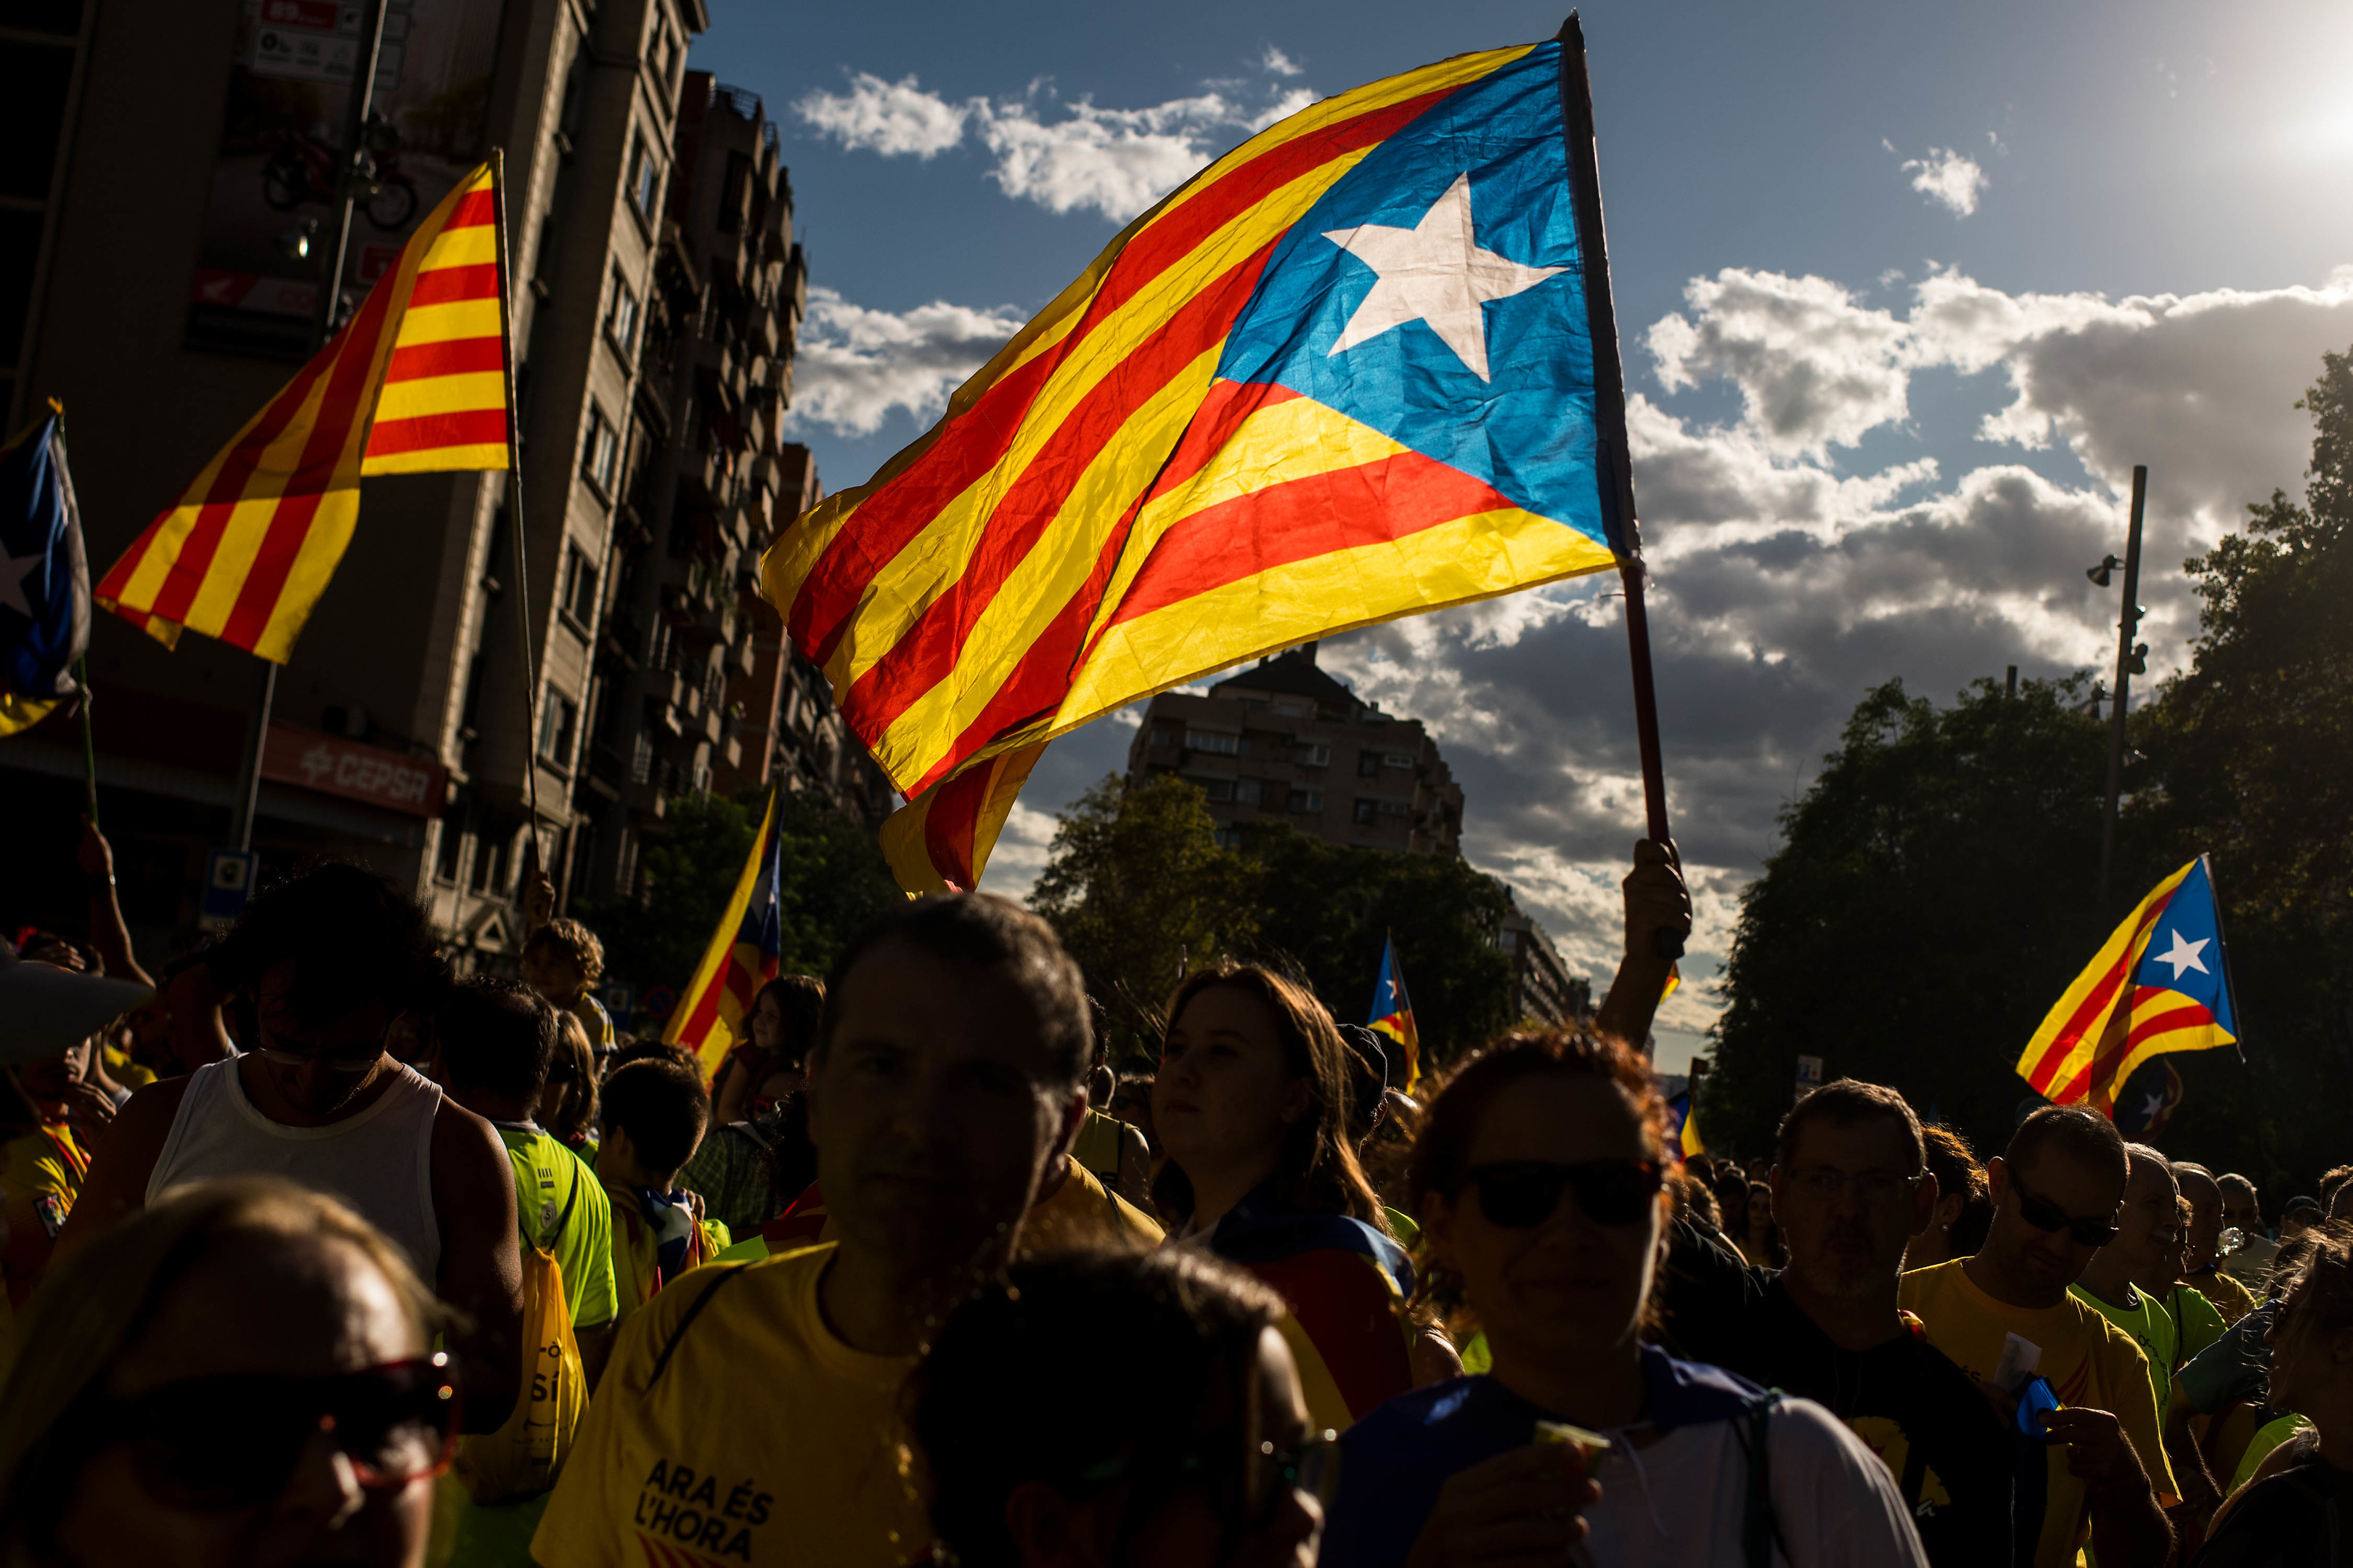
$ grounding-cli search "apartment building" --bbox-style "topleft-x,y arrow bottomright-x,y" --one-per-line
1500,904 -> 1586,1026
1126,644 -> 1465,857
0,0 -> 720,964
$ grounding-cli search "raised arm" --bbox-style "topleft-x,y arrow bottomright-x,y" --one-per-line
78,816 -> 153,987
1594,838 -> 1692,1048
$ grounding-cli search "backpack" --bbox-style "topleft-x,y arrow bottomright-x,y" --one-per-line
452,1161 -> 588,1503
1729,1388 -> 1790,1568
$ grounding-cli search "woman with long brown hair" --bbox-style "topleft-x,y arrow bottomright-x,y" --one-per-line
1151,962 -> 1435,1432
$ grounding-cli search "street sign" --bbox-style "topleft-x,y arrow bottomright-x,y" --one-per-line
603,983 -> 635,1027
1793,1053 -> 1824,1106
199,848 -> 259,932
640,984 -> 677,1023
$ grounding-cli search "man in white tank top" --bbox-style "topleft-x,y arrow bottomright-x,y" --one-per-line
57,863 -> 526,1435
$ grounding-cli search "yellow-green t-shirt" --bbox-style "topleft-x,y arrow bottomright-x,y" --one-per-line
2071,1282 -> 2181,1426
1901,1259 -> 2176,1568
496,1124 -> 618,1331
530,1244 -> 926,1567
2185,1267 -> 2258,1325
1,1124 -> 85,1304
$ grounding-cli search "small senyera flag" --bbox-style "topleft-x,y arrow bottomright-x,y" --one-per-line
666,788 -> 786,1079
2015,856 -> 2239,1116
767,30 -> 1633,893
0,409 -> 89,737
1369,936 -> 1420,1094
1664,1090 -> 1704,1160
97,163 -> 510,662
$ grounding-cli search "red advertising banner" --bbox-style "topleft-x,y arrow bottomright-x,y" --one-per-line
261,724 -> 446,817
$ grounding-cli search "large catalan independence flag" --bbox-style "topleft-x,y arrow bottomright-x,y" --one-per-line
95,163 -> 510,663
764,28 -> 1632,893
2016,857 -> 2240,1116
666,787 -> 787,1078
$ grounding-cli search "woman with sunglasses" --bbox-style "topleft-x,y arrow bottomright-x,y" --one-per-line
1151,964 -> 1434,1432
916,1246 -> 1329,1568
0,1175 -> 458,1567
1319,1029 -> 1927,1567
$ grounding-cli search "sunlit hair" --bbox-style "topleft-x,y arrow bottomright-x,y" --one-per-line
2278,1221 -> 2353,1350
1776,1079 -> 1923,1175
545,1010 -> 600,1145
523,915 -> 605,986
913,1247 -> 1287,1568
2005,1102 -> 2126,1184
1405,1026 -> 1668,1322
0,1177 -> 446,1561
1151,963 -> 1387,1231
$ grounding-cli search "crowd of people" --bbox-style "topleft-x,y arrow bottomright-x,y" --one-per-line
1,822 -> 2348,1567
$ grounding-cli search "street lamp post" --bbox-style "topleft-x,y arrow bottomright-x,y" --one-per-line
2089,464 -> 2150,907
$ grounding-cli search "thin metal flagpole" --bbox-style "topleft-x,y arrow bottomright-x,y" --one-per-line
1555,12 -> 1683,960
487,147 -> 545,865
74,655 -> 97,827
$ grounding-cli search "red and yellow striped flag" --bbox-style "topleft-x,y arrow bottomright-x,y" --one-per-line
96,164 -> 510,661
764,38 -> 1630,894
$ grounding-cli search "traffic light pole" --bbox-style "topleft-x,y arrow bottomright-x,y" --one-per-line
226,0 -> 389,853
2097,464 -> 2148,907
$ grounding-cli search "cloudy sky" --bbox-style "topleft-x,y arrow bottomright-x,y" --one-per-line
695,0 -> 2353,1069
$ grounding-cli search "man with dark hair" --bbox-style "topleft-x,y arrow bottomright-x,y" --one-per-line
595,1056 -> 726,1328
1708,1079 -> 2014,1565
538,893 -> 1094,1566
60,862 -> 524,1434
2173,1162 -> 2258,1322
2217,1172 -> 2280,1288
1900,1105 -> 2175,1568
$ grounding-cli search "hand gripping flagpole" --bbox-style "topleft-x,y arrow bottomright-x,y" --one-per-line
488,147 -> 545,862
1557,12 -> 1684,960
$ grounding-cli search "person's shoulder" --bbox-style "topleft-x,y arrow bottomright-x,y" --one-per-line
1342,1376 -> 1515,1458
1896,1257 -> 1966,1301
1763,1392 -> 1904,1474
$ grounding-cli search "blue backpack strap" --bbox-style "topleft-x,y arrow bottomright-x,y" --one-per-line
1735,1388 -> 1787,1568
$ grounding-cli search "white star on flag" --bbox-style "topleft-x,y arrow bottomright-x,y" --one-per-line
2153,928 -> 2211,980
1321,173 -> 1567,382
0,548 -> 41,620
2140,1087 -> 2169,1123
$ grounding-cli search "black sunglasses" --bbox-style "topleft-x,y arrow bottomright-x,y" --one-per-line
2009,1169 -> 2121,1249
1465,1159 -> 1665,1228
70,1354 -> 460,1511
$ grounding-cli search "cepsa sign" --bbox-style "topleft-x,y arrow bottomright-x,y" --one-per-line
261,725 -> 447,817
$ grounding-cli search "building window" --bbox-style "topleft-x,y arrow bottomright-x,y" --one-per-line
1294,742 -> 1329,767
1213,828 -> 1240,849
1149,728 -> 1172,749
627,131 -> 661,219
1353,797 -> 1379,825
1357,750 -> 1380,777
1185,775 -> 1235,802
1276,701 -> 1307,717
1186,728 -> 1239,756
582,402 -> 619,497
604,265 -> 639,356
1233,777 -> 1263,806
1385,752 -> 1416,769
539,690 -> 579,767
1379,799 -> 1411,817
629,730 -> 653,785
434,814 -> 465,882
559,542 -> 598,627
468,829 -> 506,895
1286,788 -> 1322,814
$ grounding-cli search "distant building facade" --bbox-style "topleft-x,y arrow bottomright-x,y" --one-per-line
1125,644 -> 1464,857
1500,905 -> 1587,1026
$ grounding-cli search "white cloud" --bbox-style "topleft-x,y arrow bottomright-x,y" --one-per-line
794,72 -> 970,158
785,287 -> 1025,438
793,60 -> 1316,221
1894,144 -> 1990,216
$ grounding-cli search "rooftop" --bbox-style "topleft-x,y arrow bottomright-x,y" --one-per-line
1209,644 -> 1379,717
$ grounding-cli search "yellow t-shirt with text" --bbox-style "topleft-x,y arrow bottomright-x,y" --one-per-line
1901,1259 -> 2175,1568
531,1244 -> 926,1568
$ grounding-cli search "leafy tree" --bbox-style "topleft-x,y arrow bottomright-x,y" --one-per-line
576,788 -> 900,1000
1704,675 -> 2113,1159
1028,775 -> 1517,1072
1028,774 -> 1260,1051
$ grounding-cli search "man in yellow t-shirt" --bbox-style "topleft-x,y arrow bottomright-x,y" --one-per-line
1899,1105 -> 2175,1568
536,894 -> 1093,1567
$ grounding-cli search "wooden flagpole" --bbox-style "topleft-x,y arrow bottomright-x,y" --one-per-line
1556,12 -> 1683,959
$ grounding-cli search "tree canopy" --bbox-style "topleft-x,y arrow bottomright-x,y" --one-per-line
1706,343 -> 2353,1199
1029,773 -> 1518,1071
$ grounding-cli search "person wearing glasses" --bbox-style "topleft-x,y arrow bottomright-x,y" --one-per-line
57,862 -> 526,1440
1318,1029 -> 1928,1568
916,1246 -> 1332,1568
1899,1105 -> 2177,1568
2175,1164 -> 2260,1323
2217,1174 -> 2281,1291
1151,963 -> 1435,1431
0,1175 -> 460,1567
1703,1079 -> 2017,1567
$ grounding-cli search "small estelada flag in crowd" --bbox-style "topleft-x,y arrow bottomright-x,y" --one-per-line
1369,936 -> 1420,1094
767,28 -> 1634,894
2016,856 -> 2240,1116
2116,1057 -> 2187,1141
667,788 -> 786,1079
0,408 -> 90,737
96,163 -> 510,662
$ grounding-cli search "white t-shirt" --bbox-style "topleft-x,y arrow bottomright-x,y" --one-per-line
1578,1394 -> 1929,1567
